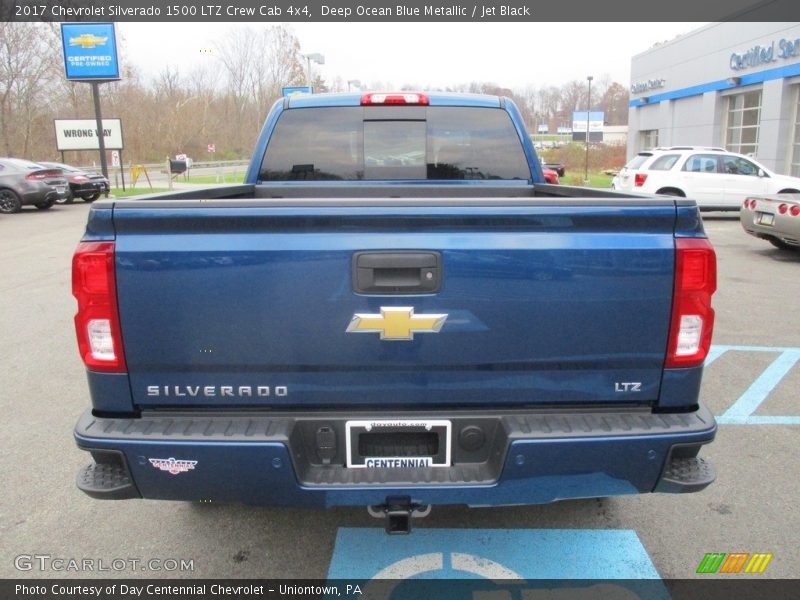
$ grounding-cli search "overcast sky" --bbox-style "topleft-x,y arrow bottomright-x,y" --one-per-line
117,22 -> 705,90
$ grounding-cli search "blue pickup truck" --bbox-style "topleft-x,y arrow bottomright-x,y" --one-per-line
72,92 -> 718,533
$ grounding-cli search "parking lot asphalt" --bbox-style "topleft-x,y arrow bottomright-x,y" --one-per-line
1,204 -> 798,581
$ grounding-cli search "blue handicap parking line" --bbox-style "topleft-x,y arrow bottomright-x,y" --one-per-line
707,345 -> 800,425
328,528 -> 660,582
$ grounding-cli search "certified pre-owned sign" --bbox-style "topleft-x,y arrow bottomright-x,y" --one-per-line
54,119 -> 123,151
60,23 -> 120,81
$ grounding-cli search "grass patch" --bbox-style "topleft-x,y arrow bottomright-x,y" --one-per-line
562,171 -> 614,188
183,172 -> 245,184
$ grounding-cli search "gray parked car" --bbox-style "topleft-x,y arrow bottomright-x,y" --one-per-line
0,158 -> 68,213
740,193 -> 800,251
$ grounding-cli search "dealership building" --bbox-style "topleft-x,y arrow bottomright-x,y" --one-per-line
627,22 -> 800,176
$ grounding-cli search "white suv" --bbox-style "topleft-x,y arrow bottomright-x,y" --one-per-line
613,147 -> 800,211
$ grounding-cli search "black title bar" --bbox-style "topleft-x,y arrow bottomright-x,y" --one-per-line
5,0 -> 800,22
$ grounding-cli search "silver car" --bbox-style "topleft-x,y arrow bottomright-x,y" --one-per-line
740,193 -> 800,251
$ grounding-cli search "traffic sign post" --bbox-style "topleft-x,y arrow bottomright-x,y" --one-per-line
111,151 -> 125,193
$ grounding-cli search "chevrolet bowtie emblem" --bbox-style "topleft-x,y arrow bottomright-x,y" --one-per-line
69,34 -> 109,49
346,307 -> 448,341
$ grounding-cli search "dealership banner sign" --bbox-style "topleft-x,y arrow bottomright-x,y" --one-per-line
54,119 -> 124,151
571,111 -> 605,133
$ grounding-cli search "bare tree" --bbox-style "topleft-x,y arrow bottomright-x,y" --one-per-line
214,25 -> 304,153
598,81 -> 630,126
0,23 -> 61,156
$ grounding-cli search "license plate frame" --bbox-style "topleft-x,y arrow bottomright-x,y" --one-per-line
345,419 -> 452,469
757,212 -> 774,226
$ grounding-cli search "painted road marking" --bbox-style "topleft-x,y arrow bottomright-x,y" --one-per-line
707,345 -> 800,425
327,528 -> 661,580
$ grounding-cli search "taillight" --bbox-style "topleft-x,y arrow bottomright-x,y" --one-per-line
361,92 -> 429,106
665,238 -> 717,369
634,173 -> 648,187
70,175 -> 89,183
790,205 -> 800,217
72,241 -> 126,372
778,204 -> 788,214
26,169 -> 61,180
744,198 -> 757,210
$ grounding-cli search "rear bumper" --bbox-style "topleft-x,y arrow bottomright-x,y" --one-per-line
741,216 -> 800,247
71,181 -> 109,196
74,405 -> 716,507
19,187 -> 53,206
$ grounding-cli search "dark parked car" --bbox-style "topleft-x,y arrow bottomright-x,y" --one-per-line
544,162 -> 566,177
37,161 -> 109,203
0,158 -> 68,213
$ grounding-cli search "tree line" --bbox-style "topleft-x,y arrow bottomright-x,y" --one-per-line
1,22 -> 629,165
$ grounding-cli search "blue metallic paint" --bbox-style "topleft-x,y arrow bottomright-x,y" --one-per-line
110,204 -> 677,409
82,206 -> 115,241
86,371 -> 134,413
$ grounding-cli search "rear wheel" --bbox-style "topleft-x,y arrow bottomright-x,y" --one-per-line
0,188 -> 22,213
82,193 -> 101,202
35,198 -> 56,210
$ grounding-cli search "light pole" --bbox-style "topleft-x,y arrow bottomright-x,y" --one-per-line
347,79 -> 361,91
584,75 -> 593,184
302,53 -> 325,88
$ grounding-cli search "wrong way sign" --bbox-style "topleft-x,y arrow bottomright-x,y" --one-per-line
54,118 -> 123,151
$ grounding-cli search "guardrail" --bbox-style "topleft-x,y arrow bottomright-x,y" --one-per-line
75,159 -> 251,174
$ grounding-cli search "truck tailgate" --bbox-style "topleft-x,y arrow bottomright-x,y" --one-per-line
112,200 -> 677,409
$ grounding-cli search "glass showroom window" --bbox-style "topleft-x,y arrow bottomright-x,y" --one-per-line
725,90 -> 762,156
640,130 -> 658,150
791,87 -> 800,178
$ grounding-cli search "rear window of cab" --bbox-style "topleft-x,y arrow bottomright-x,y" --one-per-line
259,106 -> 531,181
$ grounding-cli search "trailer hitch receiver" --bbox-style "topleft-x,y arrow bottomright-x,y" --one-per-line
367,496 -> 431,534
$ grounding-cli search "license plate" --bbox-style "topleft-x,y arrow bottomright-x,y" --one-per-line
56,186 -> 66,193
345,419 -> 451,469
757,212 -> 774,226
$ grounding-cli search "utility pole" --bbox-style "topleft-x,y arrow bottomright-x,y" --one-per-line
584,75 -> 593,185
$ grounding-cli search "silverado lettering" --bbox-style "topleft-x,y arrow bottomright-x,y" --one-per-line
146,385 -> 288,397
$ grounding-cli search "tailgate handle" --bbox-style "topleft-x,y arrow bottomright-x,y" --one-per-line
353,252 -> 441,294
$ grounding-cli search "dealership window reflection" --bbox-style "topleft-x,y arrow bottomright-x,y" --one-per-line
640,129 -> 658,150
